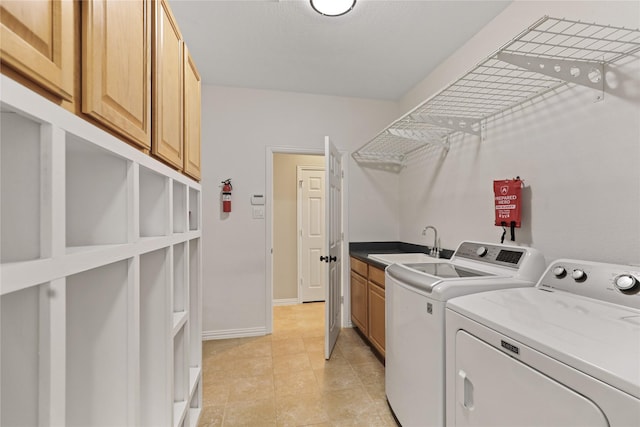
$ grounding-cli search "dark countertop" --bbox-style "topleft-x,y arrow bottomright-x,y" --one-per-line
349,241 -> 453,269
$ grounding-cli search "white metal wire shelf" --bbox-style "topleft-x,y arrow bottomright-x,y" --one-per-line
352,16 -> 640,170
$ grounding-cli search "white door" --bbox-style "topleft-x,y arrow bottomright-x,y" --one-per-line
324,137 -> 342,359
298,167 -> 325,302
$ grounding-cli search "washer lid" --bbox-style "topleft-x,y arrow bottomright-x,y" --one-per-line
447,287 -> 640,399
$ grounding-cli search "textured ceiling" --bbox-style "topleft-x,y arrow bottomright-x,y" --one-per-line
169,0 -> 511,100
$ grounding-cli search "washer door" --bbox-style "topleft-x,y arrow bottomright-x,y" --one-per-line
454,330 -> 608,427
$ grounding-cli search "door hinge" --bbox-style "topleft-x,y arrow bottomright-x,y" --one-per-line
341,295 -> 344,304
341,170 -> 344,179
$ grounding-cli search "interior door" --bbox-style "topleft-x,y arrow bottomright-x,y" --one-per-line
299,167 -> 326,302
324,137 -> 342,359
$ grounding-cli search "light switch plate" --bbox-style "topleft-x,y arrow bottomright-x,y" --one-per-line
252,206 -> 265,219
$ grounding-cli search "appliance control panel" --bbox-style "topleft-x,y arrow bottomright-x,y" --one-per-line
539,259 -> 640,309
454,241 -> 526,268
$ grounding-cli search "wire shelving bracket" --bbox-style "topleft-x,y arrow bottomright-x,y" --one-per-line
352,16 -> 640,171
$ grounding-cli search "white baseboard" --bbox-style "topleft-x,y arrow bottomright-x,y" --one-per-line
272,298 -> 299,306
202,326 -> 267,341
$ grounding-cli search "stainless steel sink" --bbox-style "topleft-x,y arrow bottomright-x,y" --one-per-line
368,253 -> 439,265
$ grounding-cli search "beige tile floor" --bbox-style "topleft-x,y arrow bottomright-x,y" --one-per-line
198,302 -> 398,427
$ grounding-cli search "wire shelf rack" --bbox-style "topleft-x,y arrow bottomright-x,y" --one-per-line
352,16 -> 640,170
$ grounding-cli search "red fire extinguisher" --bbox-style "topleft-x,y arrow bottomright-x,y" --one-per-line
221,179 -> 232,213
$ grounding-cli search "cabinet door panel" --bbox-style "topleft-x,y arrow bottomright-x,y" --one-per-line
183,47 -> 201,180
0,0 -> 73,100
152,0 -> 183,169
368,282 -> 385,356
82,0 -> 151,149
350,271 -> 368,335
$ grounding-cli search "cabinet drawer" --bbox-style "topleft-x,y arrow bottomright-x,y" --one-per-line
368,265 -> 385,288
350,256 -> 368,278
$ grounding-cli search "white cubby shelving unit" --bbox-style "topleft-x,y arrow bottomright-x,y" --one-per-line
353,16 -> 640,171
0,75 -> 203,427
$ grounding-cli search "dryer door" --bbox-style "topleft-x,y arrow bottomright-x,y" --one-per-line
453,331 -> 608,427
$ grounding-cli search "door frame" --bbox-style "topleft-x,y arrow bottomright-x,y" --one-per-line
265,146 -> 350,334
297,165 -> 326,304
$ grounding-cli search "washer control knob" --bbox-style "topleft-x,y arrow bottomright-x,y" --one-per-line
476,246 -> 488,257
614,274 -> 639,292
552,266 -> 567,278
572,269 -> 587,281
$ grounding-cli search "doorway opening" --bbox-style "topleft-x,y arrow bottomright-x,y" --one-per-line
266,144 -> 348,359
272,153 -> 325,306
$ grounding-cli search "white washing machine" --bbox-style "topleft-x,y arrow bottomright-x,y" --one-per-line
385,241 -> 545,427
445,259 -> 640,427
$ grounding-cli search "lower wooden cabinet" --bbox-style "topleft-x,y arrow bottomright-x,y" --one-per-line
350,269 -> 368,336
350,257 -> 386,357
368,277 -> 386,357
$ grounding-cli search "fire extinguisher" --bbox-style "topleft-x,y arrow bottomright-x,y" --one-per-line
221,179 -> 232,213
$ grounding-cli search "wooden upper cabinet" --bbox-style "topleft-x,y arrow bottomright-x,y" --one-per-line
183,46 -> 201,180
0,0 -> 74,101
152,0 -> 183,170
82,0 -> 152,150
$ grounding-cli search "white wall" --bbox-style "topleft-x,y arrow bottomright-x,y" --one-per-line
397,1 -> 640,264
201,86 -> 399,337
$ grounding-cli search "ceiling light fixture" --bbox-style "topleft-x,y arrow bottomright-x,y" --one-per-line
310,0 -> 356,17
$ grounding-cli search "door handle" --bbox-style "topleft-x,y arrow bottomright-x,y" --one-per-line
457,369 -> 474,410
329,256 -> 337,262
320,256 -> 337,263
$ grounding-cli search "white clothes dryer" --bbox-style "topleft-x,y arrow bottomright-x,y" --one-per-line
385,241 -> 545,427
445,259 -> 640,427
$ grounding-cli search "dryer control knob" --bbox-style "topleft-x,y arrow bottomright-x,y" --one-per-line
552,266 -> 567,278
572,269 -> 587,281
476,247 -> 488,257
614,274 -> 639,292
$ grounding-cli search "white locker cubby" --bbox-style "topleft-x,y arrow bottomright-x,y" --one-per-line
0,75 -> 203,427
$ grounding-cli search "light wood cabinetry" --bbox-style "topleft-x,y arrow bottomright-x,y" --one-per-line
82,0 -> 152,150
183,46 -> 201,180
350,264 -> 368,336
0,76 -> 203,427
367,266 -> 386,357
0,0 -> 74,101
0,0 -> 202,181
350,257 -> 386,357
152,0 -> 184,170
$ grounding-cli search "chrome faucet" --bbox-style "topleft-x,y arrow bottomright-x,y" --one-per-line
422,225 -> 440,258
